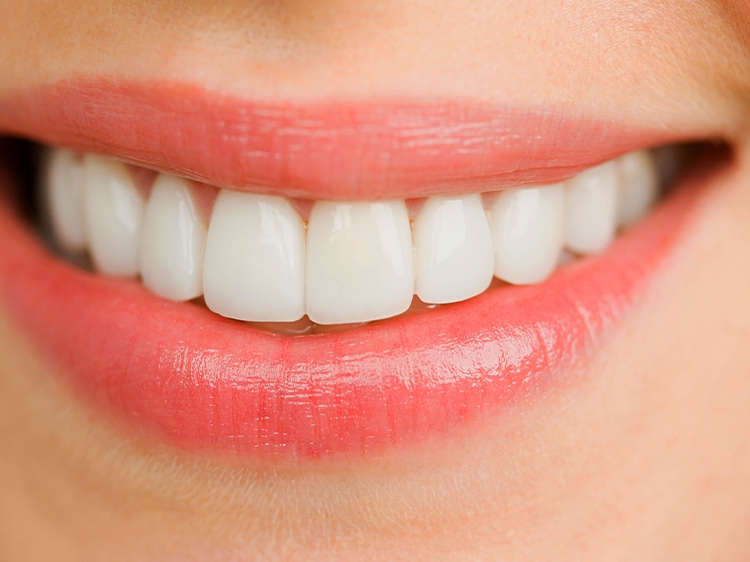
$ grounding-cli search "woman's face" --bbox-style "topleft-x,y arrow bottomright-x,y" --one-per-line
1,1 -> 750,560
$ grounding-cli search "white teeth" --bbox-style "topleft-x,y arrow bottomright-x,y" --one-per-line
83,154 -> 144,277
413,194 -> 494,303
617,150 -> 659,227
306,201 -> 414,325
489,184 -> 565,285
140,174 -> 207,301
563,161 -> 619,255
46,146 -> 664,326
45,148 -> 87,252
203,191 -> 306,322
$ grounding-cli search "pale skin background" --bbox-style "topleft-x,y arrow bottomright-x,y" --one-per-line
1,1 -> 750,560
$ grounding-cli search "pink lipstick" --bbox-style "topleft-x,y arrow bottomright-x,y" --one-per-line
0,78 -> 714,458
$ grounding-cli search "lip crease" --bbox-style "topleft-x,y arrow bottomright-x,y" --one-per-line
0,79 -> 716,459
0,77 -> 692,200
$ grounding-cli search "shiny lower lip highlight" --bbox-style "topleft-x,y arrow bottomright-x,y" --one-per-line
0,144 -> 713,458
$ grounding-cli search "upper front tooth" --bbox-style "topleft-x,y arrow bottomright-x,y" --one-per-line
83,154 -> 145,277
413,194 -> 494,304
203,191 -> 306,322
489,184 -> 565,285
45,148 -> 87,252
563,161 -> 619,255
617,150 -> 659,227
306,200 -> 414,325
140,174 -> 207,302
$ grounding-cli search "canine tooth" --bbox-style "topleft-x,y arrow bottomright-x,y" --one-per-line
564,161 -> 619,254
203,191 -> 306,322
83,155 -> 144,277
306,200 -> 414,325
45,148 -> 87,252
414,194 -> 493,303
617,150 -> 659,227
140,174 -> 206,301
490,184 -> 565,284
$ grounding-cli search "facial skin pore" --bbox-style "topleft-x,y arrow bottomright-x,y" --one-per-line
1,1 -> 750,560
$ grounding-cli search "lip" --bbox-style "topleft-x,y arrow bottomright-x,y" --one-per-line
0,80 -> 717,459
0,78 -> 696,200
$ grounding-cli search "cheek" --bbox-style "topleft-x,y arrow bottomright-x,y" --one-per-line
645,144 -> 750,449
715,0 -> 750,33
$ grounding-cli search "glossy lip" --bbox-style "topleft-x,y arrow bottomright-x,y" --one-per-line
0,80 -> 712,459
0,78 -> 693,199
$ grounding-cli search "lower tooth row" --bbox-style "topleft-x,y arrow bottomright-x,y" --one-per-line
43,147 -> 659,325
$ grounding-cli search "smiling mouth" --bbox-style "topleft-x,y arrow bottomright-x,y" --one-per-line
0,77 -> 731,459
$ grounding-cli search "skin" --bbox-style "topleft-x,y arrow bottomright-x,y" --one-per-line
1,0 -> 750,560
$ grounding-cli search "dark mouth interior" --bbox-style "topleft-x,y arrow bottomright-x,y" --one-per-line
0,136 -> 732,335
0,138 -> 38,220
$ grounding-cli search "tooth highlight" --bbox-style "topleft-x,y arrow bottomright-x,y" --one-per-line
45,148 -> 87,252
83,155 -> 145,277
203,191 -> 306,322
414,194 -> 494,303
306,201 -> 414,325
140,174 -> 207,301
564,161 -> 619,255
617,150 -> 658,227
489,184 -> 565,285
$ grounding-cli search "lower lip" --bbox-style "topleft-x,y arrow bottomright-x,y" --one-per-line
0,147 -> 712,459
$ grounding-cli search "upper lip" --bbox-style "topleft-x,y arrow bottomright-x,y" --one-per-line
0,76 -> 694,200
